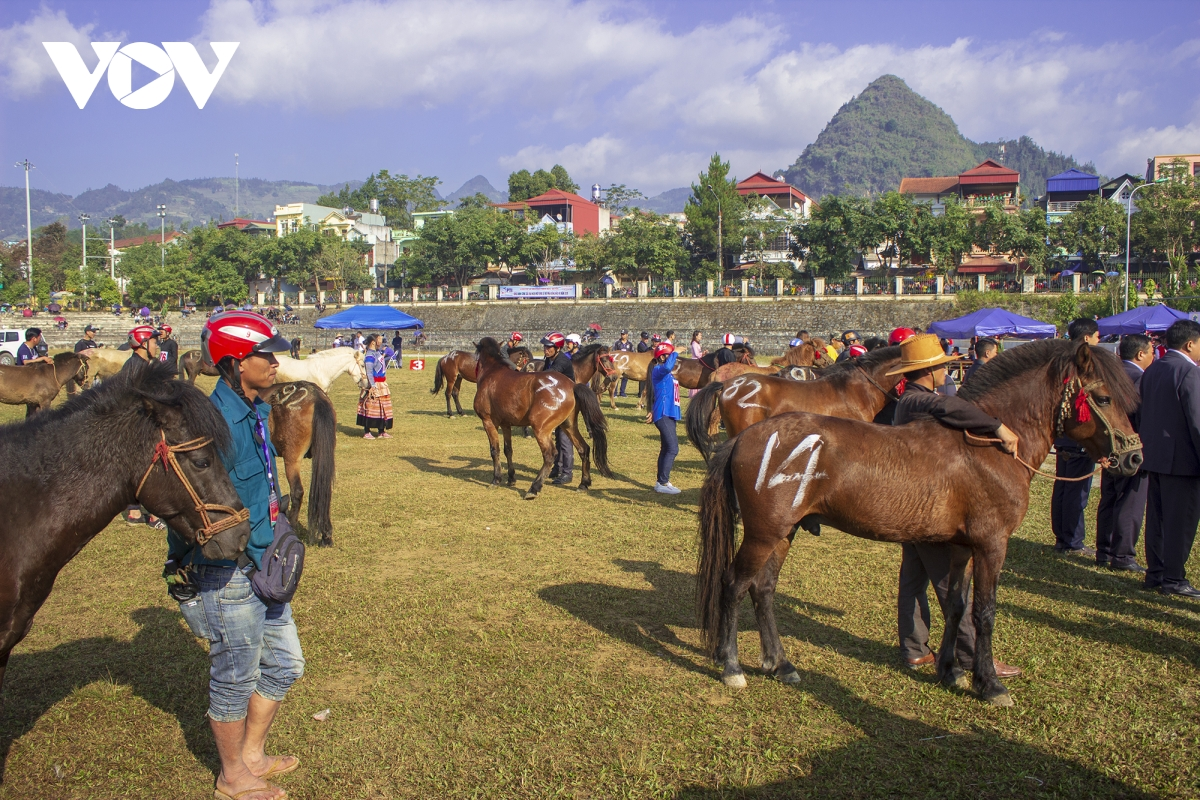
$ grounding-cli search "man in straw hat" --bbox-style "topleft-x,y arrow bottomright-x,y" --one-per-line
888,334 -> 1023,678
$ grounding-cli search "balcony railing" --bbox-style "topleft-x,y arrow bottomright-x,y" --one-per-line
1047,201 -> 1081,213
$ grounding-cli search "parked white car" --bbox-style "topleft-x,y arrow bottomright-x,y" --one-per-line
0,329 -> 22,365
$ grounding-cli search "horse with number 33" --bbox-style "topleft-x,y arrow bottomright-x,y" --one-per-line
472,337 -> 612,499
697,340 -> 1142,707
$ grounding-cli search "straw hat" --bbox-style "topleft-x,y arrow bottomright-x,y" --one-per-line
885,333 -> 957,376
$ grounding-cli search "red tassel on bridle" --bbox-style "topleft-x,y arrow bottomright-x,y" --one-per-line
1074,386 -> 1091,423
152,436 -> 174,475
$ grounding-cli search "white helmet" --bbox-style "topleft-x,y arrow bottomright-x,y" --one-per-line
565,333 -> 582,344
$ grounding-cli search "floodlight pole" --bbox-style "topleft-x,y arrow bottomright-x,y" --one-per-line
157,204 -> 167,268
1125,180 -> 1163,311
15,159 -> 34,294
79,213 -> 90,306
107,219 -> 119,280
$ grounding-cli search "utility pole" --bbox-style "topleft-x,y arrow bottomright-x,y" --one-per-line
15,159 -> 34,294
79,213 -> 90,306
234,153 -> 239,217
157,204 -> 167,268
107,218 -> 119,281
1125,179 -> 1165,311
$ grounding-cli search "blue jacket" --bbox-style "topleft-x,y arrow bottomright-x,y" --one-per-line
650,351 -> 680,421
167,379 -> 279,569
1138,350 -> 1200,476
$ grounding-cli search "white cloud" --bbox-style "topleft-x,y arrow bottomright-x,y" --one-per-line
4,0 -> 1195,193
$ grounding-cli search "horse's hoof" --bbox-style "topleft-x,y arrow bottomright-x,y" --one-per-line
506,480 -> 517,487
524,491 -> 539,500
722,672 -> 747,689
954,673 -> 971,691
775,668 -> 801,684
986,690 -> 1014,707
319,540 -> 333,548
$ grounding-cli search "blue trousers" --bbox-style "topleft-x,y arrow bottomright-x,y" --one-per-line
1052,448 -> 1094,550
654,416 -> 679,485
554,425 -> 573,481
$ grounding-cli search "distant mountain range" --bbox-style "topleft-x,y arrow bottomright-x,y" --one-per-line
781,74 -> 1097,200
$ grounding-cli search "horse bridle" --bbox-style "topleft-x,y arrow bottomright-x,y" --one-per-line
1055,376 -> 1142,468
855,363 -> 899,401
136,431 -> 250,545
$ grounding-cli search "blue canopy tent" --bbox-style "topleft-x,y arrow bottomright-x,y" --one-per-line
1096,305 -> 1188,336
312,305 -> 424,330
928,308 -> 1057,340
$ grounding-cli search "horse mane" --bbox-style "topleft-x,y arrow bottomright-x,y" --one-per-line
1,359 -> 231,452
509,346 -> 532,361
822,344 -> 901,375
958,339 -> 1139,417
476,336 -> 503,361
573,342 -> 608,361
731,343 -> 755,358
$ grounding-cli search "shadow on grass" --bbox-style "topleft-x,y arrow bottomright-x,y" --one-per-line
405,409 -> 475,419
0,606 -> 216,780
672,667 -> 1155,799
539,560 -> 902,683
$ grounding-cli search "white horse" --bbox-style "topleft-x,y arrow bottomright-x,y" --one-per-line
274,347 -> 369,393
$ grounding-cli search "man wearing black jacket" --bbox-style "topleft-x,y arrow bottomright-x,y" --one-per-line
1095,334 -> 1152,572
889,334 -> 1022,677
540,332 -> 575,485
1052,319 -> 1101,556
1138,320 -> 1200,598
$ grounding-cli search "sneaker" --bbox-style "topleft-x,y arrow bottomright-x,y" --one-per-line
363,432 -> 375,439
379,432 -> 392,439
655,482 -> 682,495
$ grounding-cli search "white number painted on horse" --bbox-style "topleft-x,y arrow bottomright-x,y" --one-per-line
538,376 -> 568,409
722,376 -> 765,409
614,354 -> 630,370
754,432 -> 825,509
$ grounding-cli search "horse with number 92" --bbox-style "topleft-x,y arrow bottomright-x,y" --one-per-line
697,340 -> 1142,707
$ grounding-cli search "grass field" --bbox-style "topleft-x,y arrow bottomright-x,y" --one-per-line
1,364 -> 1198,799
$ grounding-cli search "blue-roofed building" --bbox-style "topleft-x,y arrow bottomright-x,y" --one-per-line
1042,169 -> 1101,224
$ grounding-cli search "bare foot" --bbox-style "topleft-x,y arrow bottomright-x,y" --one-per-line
215,772 -> 285,800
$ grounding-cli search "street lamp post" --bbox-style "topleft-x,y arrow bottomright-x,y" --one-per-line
157,204 -> 167,268
706,185 -> 723,275
15,159 -> 34,294
107,218 -> 119,281
79,213 -> 90,307
1124,179 -> 1166,311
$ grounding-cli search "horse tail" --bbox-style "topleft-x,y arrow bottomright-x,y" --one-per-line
307,387 -> 337,545
697,438 -> 739,656
431,357 -> 445,395
686,379 -> 721,462
573,383 -> 612,478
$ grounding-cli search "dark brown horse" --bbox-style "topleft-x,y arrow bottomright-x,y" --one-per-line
0,352 -> 89,416
696,340 -> 1142,706
180,349 -> 217,384
432,346 -> 532,417
673,345 -> 758,392
686,346 -> 904,460
567,343 -> 615,386
473,337 -> 612,498
261,380 -> 337,547
0,360 -> 250,694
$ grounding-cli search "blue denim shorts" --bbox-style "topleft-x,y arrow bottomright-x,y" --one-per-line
178,564 -> 305,723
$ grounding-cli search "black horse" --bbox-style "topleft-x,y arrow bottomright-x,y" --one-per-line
0,360 -> 251,694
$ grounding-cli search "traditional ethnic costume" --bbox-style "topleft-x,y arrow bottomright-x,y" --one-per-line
357,348 -> 393,436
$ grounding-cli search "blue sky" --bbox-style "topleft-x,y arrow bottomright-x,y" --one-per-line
1,0 -> 1198,198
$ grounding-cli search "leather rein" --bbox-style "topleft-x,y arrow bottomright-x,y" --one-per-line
136,432 -> 249,545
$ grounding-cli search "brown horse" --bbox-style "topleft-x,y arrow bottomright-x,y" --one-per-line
697,340 -> 1142,706
0,352 -> 89,416
567,343 -> 615,386
261,381 -> 337,547
473,337 -> 612,498
674,346 -> 758,391
600,344 -> 755,408
432,346 -> 532,417
181,349 -> 217,384
685,346 -> 904,460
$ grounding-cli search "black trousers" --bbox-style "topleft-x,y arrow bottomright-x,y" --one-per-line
1095,470 -> 1148,566
897,543 -> 976,669
553,424 -> 574,481
1052,448 -> 1094,550
1144,471 -> 1200,590
653,416 -> 678,485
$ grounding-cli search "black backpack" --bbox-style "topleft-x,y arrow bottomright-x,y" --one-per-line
249,495 -> 305,605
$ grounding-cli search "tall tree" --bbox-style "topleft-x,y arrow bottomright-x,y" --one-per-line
924,199 -> 974,272
1130,162 -> 1200,287
507,165 -> 578,202
600,184 -> 645,214
607,211 -> 688,280
742,195 -> 791,281
317,169 -> 443,230
1055,196 -> 1126,271
685,153 -> 747,276
791,195 -> 870,278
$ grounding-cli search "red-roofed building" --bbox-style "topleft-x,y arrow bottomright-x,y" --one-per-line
735,172 -> 814,216
111,231 -> 184,250
216,218 -> 275,237
494,188 -> 611,236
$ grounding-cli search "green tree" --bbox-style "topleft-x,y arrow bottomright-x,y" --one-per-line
1000,207 -> 1051,273
600,184 -> 644,213
791,195 -> 869,278
1054,196 -> 1126,272
507,165 -> 578,202
1130,164 -> 1200,292
741,196 -> 791,281
118,242 -> 191,307
523,223 -> 570,283
685,153 -> 747,275
407,206 -> 524,287
607,211 -> 688,280
317,169 -> 443,230
925,199 -> 974,272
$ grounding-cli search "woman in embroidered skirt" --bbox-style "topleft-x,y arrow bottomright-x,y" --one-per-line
357,335 -> 393,439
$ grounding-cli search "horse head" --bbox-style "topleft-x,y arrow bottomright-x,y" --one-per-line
1057,342 -> 1143,476
508,346 -> 533,370
475,337 -> 505,366
53,351 -> 88,390
350,349 -> 370,390
128,363 -> 251,561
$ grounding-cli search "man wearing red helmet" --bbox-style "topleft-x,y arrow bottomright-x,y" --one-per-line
169,310 -> 301,800
889,327 -> 916,346
540,332 -> 575,484
121,324 -> 161,374
649,341 -> 682,493
157,323 -> 179,371
498,332 -> 524,369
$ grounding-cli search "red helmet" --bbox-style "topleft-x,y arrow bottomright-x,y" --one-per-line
159,324 -> 172,335
653,342 -> 675,358
540,332 -> 565,348
202,310 -> 290,364
848,343 -> 868,358
510,332 -> 523,342
129,325 -> 160,347
888,327 -> 916,346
